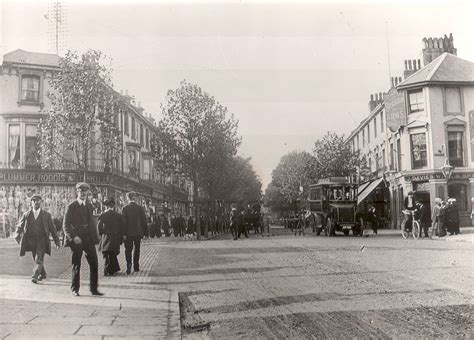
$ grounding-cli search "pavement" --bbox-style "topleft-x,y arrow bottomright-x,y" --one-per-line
0,238 -> 181,339
0,226 -> 473,339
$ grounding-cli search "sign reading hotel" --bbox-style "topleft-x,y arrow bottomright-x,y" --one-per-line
385,87 -> 407,132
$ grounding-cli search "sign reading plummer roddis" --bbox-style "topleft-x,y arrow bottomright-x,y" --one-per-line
0,171 -> 110,184
385,87 -> 407,132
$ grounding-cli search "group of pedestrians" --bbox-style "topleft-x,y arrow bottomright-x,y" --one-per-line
431,197 -> 461,236
15,182 -> 148,297
230,207 -> 249,240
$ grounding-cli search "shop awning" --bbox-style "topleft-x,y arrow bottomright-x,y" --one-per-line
357,181 -> 371,196
357,178 -> 384,205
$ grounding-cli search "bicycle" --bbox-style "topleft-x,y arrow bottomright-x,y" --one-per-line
400,210 -> 421,240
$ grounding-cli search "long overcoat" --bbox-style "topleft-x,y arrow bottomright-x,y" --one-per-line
16,209 -> 60,257
63,200 -> 100,247
98,209 -> 124,253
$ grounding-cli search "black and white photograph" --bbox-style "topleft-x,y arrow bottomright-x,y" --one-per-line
0,0 -> 473,338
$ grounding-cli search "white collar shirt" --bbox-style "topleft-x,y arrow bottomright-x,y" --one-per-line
33,208 -> 41,220
77,198 -> 86,206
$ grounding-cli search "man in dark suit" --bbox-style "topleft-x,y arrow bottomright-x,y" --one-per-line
63,182 -> 103,296
15,194 -> 61,284
415,200 -> 431,238
122,191 -> 148,274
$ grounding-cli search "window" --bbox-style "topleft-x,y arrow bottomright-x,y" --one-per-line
408,89 -> 424,113
356,134 -> 359,150
8,125 -> 21,167
382,148 -> 386,170
397,139 -> 402,171
146,128 -> 150,149
362,130 -> 365,147
21,75 -> 40,102
140,124 -> 144,146
410,133 -> 427,169
25,125 -> 39,168
374,118 -> 377,138
124,112 -> 129,135
131,117 -> 136,140
448,131 -> 464,167
389,143 -> 394,170
448,184 -> 467,211
446,87 -> 462,113
367,125 -> 370,143
380,112 -> 384,132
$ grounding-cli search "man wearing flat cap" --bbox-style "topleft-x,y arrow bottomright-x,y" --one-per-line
122,191 -> 148,274
63,182 -> 103,296
15,194 -> 61,284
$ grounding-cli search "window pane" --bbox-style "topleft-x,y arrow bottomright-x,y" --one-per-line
21,76 -> 40,102
25,125 -> 39,167
8,125 -> 21,167
446,88 -> 461,113
409,90 -> 424,113
410,133 -> 427,169
448,131 -> 464,167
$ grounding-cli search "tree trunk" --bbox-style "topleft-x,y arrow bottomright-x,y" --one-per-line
192,176 -> 200,240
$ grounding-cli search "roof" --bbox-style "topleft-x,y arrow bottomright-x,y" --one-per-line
397,53 -> 474,89
3,49 -> 59,68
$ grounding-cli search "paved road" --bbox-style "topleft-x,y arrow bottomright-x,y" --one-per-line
1,228 -> 473,338
152,228 -> 474,338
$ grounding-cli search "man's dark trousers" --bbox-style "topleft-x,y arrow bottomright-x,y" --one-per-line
125,236 -> 141,271
71,234 -> 98,293
29,236 -> 48,279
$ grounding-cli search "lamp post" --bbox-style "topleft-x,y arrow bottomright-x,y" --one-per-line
440,158 -> 454,180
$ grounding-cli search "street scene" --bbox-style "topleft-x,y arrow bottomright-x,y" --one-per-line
1,0 -> 474,338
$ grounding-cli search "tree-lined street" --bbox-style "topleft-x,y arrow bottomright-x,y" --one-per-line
1,228 -> 472,338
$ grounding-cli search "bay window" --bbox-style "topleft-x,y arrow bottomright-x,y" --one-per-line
410,133 -> 427,169
8,125 -> 21,167
448,131 -> 464,167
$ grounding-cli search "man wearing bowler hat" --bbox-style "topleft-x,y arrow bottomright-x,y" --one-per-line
122,191 -> 148,274
15,194 -> 61,284
63,182 -> 103,296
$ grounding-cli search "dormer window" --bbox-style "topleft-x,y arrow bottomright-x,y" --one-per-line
21,75 -> 40,103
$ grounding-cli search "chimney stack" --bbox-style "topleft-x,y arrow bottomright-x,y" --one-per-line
422,33 -> 457,66
368,92 -> 384,112
404,59 -> 421,79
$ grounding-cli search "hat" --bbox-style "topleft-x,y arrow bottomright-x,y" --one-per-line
76,182 -> 90,190
126,191 -> 137,199
31,194 -> 42,200
103,197 -> 115,207
435,198 -> 442,203
408,191 -> 415,195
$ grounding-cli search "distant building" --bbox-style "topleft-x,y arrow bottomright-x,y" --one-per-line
347,34 -> 474,228
0,49 -> 191,233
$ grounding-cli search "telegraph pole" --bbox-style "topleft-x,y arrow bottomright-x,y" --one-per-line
45,0 -> 67,55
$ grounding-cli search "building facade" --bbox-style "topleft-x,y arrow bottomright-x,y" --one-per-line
347,34 -> 474,228
0,49 -> 192,236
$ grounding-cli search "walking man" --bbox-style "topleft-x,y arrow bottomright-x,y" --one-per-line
98,198 -> 124,276
15,194 -> 60,284
415,200 -> 431,238
63,182 -> 103,296
122,191 -> 148,274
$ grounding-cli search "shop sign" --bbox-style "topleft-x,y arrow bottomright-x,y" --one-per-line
385,88 -> 406,132
0,171 -> 77,183
404,173 -> 444,182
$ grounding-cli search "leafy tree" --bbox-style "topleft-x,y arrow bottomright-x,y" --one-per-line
264,183 -> 290,214
38,50 -> 123,173
151,80 -> 240,238
222,156 -> 262,206
270,151 -> 317,212
313,132 -> 359,179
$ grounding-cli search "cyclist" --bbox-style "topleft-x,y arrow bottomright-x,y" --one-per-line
403,191 -> 416,231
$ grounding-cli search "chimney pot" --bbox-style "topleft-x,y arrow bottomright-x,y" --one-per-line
408,60 -> 412,70
398,77 -> 402,84
412,59 -> 416,70
379,92 -> 383,101
370,94 -> 374,101
418,59 -> 421,69
404,60 -> 408,70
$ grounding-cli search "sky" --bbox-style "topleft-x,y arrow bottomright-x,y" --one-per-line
1,0 -> 473,189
